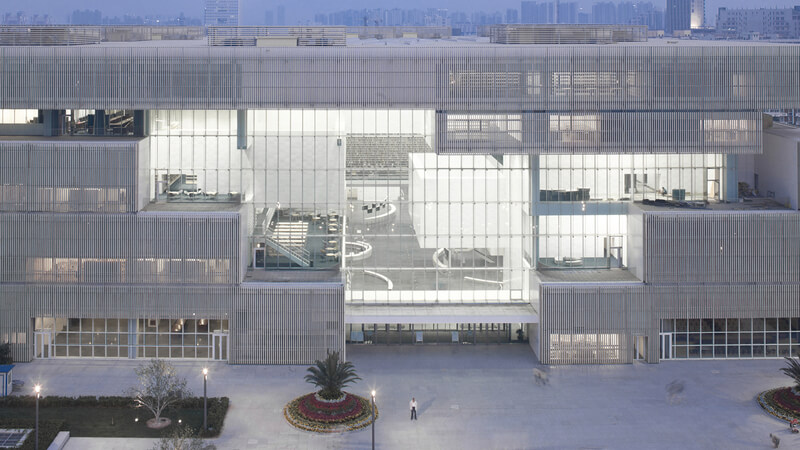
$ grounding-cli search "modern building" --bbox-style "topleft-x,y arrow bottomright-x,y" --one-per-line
204,0 -> 239,27
717,7 -> 800,40
666,0 -> 703,34
1,25 -> 800,366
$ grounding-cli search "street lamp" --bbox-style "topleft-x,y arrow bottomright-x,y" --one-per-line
203,368 -> 208,431
34,385 -> 41,450
370,390 -> 376,450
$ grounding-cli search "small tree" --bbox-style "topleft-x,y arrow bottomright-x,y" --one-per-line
127,359 -> 191,427
780,356 -> 800,390
304,351 -> 361,400
152,425 -> 215,450
0,343 -> 12,365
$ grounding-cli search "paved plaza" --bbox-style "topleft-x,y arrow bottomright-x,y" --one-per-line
8,345 -> 799,449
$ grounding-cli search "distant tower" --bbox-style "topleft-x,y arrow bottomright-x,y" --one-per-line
665,0 -> 690,34
690,0 -> 704,29
204,0 -> 240,27
276,5 -> 286,26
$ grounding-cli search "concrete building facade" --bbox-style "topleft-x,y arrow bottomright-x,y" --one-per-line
1,25 -> 799,365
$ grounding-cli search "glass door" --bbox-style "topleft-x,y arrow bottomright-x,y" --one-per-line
34,331 -> 52,359
212,331 -> 228,361
634,335 -> 647,361
660,332 -> 673,360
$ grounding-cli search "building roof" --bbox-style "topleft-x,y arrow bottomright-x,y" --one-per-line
0,365 -> 14,374
83,37 -> 800,49
536,268 -> 641,283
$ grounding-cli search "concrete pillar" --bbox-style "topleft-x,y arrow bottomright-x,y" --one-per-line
530,155 -> 540,267
724,154 -> 738,202
94,110 -> 106,136
42,110 -> 63,137
128,319 -> 138,359
133,110 -> 146,137
237,110 -> 247,149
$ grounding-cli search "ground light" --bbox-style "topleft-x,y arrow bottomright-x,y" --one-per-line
371,390 -> 376,450
203,368 -> 209,430
34,384 -> 41,450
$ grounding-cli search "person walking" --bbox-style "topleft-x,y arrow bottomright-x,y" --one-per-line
410,397 -> 418,420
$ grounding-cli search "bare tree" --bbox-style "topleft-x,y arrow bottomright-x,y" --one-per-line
127,359 -> 191,427
152,425 -> 215,450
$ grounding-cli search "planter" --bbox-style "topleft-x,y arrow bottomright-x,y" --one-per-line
758,387 -> 800,422
284,392 -> 377,433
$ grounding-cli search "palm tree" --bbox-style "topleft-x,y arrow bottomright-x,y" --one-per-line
780,356 -> 800,390
304,351 -> 361,400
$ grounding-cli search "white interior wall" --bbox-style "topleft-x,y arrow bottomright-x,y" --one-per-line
0,109 -> 38,124
150,109 -> 432,210
757,129 -> 800,209
539,154 -> 724,200
626,205 -> 645,281
538,214 -> 627,261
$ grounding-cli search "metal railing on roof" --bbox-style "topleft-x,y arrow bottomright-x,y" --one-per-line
489,24 -> 647,44
346,26 -> 452,40
207,26 -> 346,46
0,26 -> 102,46
0,25 -> 205,46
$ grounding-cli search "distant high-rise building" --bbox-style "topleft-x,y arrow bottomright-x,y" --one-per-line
204,0 -> 239,27
665,0 -> 690,34
276,5 -> 286,26
71,9 -> 102,25
521,1 -> 554,24
592,2 -> 616,24
690,0 -> 704,29
385,9 -> 404,26
521,1 -> 536,23
506,8 -> 519,24
557,2 -> 578,24
717,6 -> 800,39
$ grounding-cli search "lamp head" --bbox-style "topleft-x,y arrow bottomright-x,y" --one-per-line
371,390 -> 376,398
34,385 -> 41,394
203,368 -> 208,376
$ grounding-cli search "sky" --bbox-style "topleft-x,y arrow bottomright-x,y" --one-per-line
5,0 -> 800,25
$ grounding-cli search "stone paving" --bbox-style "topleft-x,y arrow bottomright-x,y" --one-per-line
7,345 -> 799,449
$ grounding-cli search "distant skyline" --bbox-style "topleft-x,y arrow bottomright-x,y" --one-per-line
3,0 -> 800,26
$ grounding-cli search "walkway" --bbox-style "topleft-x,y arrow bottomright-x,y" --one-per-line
8,345 -> 798,449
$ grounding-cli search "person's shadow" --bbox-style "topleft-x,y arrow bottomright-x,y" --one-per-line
417,396 -> 436,416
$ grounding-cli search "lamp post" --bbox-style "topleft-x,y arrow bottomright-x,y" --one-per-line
202,368 -> 208,431
34,385 -> 41,450
370,390 -> 376,450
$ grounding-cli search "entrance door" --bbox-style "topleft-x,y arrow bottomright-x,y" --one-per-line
212,331 -> 228,361
34,331 -> 52,359
660,333 -> 673,360
634,335 -> 647,361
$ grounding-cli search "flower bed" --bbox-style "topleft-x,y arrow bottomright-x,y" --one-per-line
284,392 -> 377,433
758,387 -> 800,422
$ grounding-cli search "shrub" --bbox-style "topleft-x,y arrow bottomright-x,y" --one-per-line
304,351 -> 361,400
781,357 -> 800,391
0,418 -> 65,450
0,343 -> 11,365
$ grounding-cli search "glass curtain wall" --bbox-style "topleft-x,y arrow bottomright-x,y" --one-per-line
35,317 -> 227,359
663,318 -> 800,359
536,153 -> 724,268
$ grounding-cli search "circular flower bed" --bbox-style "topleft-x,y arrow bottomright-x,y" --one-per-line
758,387 -> 800,422
284,392 -> 378,433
